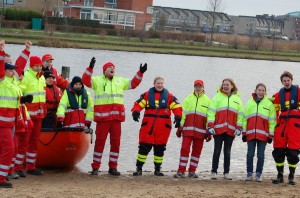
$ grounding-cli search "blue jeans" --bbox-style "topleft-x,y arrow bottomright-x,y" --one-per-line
211,133 -> 234,174
247,139 -> 267,174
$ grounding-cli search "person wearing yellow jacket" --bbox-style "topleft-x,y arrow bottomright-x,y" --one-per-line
243,83 -> 276,182
20,56 -> 46,176
207,78 -> 243,180
56,76 -> 93,128
174,80 -> 211,178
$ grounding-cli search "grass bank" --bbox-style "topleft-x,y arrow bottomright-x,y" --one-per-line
1,28 -> 300,62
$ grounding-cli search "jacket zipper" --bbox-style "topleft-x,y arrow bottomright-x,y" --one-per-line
149,107 -> 159,135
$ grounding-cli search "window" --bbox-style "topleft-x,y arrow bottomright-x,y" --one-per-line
84,0 -> 93,7
146,7 -> 153,14
4,0 -> 14,5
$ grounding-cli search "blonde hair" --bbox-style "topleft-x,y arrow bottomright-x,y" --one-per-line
153,76 -> 164,84
221,78 -> 238,94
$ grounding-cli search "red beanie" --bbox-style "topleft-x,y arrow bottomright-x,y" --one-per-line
194,80 -> 204,87
102,62 -> 115,73
30,56 -> 43,67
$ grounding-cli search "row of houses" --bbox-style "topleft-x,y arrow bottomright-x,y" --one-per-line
1,0 -> 299,39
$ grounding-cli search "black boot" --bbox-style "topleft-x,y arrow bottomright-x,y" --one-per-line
272,166 -> 284,184
108,168 -> 120,176
288,167 -> 296,185
154,166 -> 164,176
133,166 -> 142,176
90,168 -> 99,175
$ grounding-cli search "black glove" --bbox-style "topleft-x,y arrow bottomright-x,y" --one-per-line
173,116 -> 181,128
85,123 -> 91,129
242,136 -> 247,142
56,121 -> 63,129
267,138 -> 273,144
89,57 -> 96,69
132,111 -> 140,122
139,63 -> 147,73
21,95 -> 33,104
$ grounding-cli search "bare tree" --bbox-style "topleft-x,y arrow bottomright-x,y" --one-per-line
207,0 -> 225,43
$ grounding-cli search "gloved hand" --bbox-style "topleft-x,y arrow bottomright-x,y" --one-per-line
139,63 -> 147,73
267,137 -> 273,144
56,121 -> 63,129
89,57 -> 96,69
173,116 -> 181,128
20,95 -> 33,104
208,128 -> 216,135
85,123 -> 91,129
176,126 -> 183,138
242,136 -> 247,142
205,134 -> 212,142
234,129 -> 242,136
132,111 -> 140,122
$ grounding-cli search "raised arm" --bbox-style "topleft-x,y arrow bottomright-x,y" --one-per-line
14,41 -> 31,78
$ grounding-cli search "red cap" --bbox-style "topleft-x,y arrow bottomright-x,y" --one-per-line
42,54 -> 54,61
30,56 -> 43,67
194,80 -> 204,87
102,62 -> 115,73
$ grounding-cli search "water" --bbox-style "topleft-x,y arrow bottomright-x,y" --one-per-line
6,44 -> 300,174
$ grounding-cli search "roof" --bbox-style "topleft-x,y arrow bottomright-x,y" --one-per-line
286,11 -> 300,18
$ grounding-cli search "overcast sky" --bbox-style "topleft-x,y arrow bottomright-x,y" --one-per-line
152,0 -> 300,16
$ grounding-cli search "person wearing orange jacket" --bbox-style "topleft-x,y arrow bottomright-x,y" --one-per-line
0,40 -> 23,188
42,71 -> 62,128
82,57 -> 147,176
131,76 -> 182,176
271,71 -> 300,185
56,76 -> 93,129
173,80 -> 211,179
42,54 -> 69,90
20,56 -> 46,176
243,83 -> 276,182
207,78 -> 243,180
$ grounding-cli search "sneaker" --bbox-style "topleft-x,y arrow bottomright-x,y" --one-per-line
108,168 -> 120,176
27,169 -> 44,176
256,173 -> 262,182
16,170 -> 27,178
188,172 -> 198,178
224,173 -> 233,180
154,170 -> 164,176
173,172 -> 185,178
0,181 -> 13,188
90,169 -> 99,175
133,167 -> 142,176
8,173 -> 19,180
245,172 -> 253,181
211,172 -> 217,180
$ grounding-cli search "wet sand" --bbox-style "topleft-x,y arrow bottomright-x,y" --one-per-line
2,170 -> 299,198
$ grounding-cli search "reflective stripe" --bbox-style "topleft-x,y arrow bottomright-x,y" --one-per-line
215,122 -> 236,131
93,157 -> 101,162
289,163 -> 297,168
94,152 -> 102,157
180,156 -> 189,161
26,152 -> 37,157
184,111 -> 207,118
16,154 -> 25,158
191,156 -> 199,161
208,107 -> 216,113
95,94 -> 123,99
0,96 -> 19,101
26,158 -> 36,163
10,164 -> 15,168
246,129 -> 268,136
0,164 -> 10,170
94,111 -> 125,117
190,162 -> 198,167
26,92 -> 45,96
15,160 -> 23,165
183,126 -> 206,134
135,74 -> 142,80
110,152 -> 119,157
65,123 -> 85,128
179,162 -> 187,166
276,162 -> 284,167
0,116 -> 16,122
85,70 -> 92,76
28,109 -> 44,115
59,103 -> 67,110
0,171 -> 8,177
109,157 -> 118,162
20,52 -> 29,60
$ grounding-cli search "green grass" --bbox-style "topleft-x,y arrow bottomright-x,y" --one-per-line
1,28 -> 300,62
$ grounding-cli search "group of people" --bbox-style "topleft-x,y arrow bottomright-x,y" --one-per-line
0,40 -> 299,189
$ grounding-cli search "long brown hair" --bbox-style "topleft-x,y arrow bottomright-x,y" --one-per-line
221,78 -> 238,94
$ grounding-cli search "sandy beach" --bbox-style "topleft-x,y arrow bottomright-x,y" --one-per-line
2,170 -> 299,198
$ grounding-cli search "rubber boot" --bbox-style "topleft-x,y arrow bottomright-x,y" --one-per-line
288,167 -> 296,185
154,166 -> 164,176
272,166 -> 284,184
133,166 -> 142,176
108,168 -> 120,176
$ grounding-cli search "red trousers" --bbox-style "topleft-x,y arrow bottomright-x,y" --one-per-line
91,121 -> 121,169
0,127 -> 14,182
8,134 -> 18,174
14,132 -> 27,172
177,136 -> 204,173
26,118 -> 42,171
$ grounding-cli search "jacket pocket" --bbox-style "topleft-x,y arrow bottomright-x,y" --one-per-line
165,123 -> 172,129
